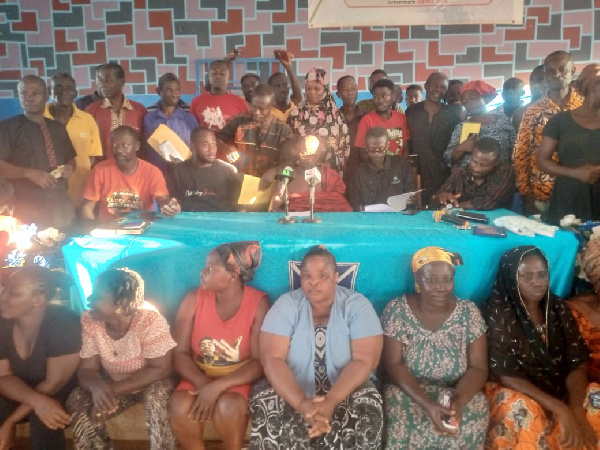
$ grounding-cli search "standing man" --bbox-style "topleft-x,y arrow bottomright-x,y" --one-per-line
86,63 -> 147,160
492,78 -> 524,127
268,50 -> 303,122
241,73 -> 261,108
217,85 -> 293,178
357,69 -> 389,113
74,64 -> 103,111
406,72 -> 461,205
45,73 -> 103,209
0,75 -> 76,228
190,60 -> 249,131
80,126 -> 180,222
513,51 -> 583,215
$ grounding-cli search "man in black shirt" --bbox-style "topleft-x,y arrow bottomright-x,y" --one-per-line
347,127 -> 416,211
170,128 -> 241,212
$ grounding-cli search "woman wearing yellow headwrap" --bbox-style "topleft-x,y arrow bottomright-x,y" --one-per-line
381,246 -> 489,449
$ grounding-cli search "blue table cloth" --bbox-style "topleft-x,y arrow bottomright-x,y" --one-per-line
63,210 -> 578,322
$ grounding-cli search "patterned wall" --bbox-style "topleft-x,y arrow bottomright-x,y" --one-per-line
0,0 -> 598,98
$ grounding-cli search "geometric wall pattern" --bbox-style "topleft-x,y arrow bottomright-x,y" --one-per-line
0,0 -> 598,97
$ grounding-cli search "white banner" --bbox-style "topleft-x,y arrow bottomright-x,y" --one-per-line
308,0 -> 524,27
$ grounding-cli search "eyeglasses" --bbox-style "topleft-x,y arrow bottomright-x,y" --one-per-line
420,277 -> 453,285
518,271 -> 549,282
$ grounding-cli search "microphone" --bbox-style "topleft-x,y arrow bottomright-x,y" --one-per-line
275,166 -> 294,190
277,166 -> 297,225
304,167 -> 322,184
302,166 -> 322,223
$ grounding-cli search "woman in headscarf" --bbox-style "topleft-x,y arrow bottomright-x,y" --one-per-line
444,80 -> 516,168
250,245 -> 383,449
287,68 -> 351,176
67,268 -> 177,450
568,239 -> 600,383
381,246 -> 489,449
538,64 -> 600,225
0,267 -> 80,450
169,241 -> 269,450
482,246 -> 600,449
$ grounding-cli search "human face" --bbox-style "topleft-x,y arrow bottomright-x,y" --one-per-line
544,55 -> 575,93
417,262 -> 455,304
242,76 -> 259,103
300,255 -> 338,307
372,86 -> 395,115
469,149 -> 499,180
369,73 -> 387,91
460,90 -> 486,116
0,273 -> 42,320
158,80 -> 181,108
111,131 -> 140,165
445,83 -> 462,106
87,288 -> 120,322
96,68 -> 124,100
270,74 -> 290,105
529,67 -> 546,102
305,81 -> 325,105
337,78 -> 358,105
192,130 -> 218,164
252,94 -> 274,128
51,77 -> 77,107
209,62 -> 229,92
406,89 -> 423,107
517,255 -> 549,304
424,75 -> 448,104
200,251 -> 234,291
18,79 -> 48,115
502,84 -> 524,109
365,135 -> 389,166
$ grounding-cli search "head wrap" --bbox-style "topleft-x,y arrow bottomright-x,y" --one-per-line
411,246 -> 463,275
214,241 -> 262,283
305,68 -> 329,90
481,245 -> 588,399
575,64 -> 600,97
583,239 -> 600,288
460,80 -> 498,104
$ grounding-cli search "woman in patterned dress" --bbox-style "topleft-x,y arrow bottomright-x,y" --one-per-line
287,68 -> 351,176
482,246 -> 600,449
381,246 -> 489,449
67,268 -> 178,450
250,245 -> 383,449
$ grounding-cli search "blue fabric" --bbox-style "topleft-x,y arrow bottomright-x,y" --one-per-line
143,106 -> 199,148
62,210 -> 578,322
261,285 -> 382,398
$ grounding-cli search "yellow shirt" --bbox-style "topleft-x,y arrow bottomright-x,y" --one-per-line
45,104 -> 103,206
271,101 -> 296,122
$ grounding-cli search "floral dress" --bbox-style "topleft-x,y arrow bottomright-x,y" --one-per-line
381,295 -> 489,449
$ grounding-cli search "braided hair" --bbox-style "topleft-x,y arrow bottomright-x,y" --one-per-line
94,268 -> 144,315
12,266 -> 73,303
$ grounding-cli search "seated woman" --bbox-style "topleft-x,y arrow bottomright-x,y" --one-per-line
169,241 -> 269,450
444,80 -> 515,168
67,268 -> 177,450
270,135 -> 353,213
0,267 -> 80,450
250,245 -> 383,448
483,246 -> 599,449
568,239 -> 600,382
381,246 -> 489,449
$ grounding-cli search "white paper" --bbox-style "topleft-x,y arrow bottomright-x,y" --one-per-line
387,190 -> 423,212
364,204 -> 395,212
158,141 -> 184,162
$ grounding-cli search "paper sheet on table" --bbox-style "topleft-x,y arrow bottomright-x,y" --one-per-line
364,204 -> 395,212
147,124 -> 191,161
289,211 -> 311,217
238,175 -> 274,205
459,122 -> 481,144
387,190 -> 423,212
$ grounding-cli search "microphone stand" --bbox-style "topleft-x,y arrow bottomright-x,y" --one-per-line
278,182 -> 297,224
302,178 -> 322,223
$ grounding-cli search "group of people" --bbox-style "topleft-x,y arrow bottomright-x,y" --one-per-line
1,49 -> 598,230
2,240 -> 600,449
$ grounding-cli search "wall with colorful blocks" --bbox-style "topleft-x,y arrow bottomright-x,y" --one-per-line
0,0 -> 598,98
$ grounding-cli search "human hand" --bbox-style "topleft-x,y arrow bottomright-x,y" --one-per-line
571,165 -> 600,184
89,405 -> 112,425
30,393 -> 71,430
25,168 -> 57,189
259,168 -> 277,191
572,408 -> 598,450
90,381 -> 119,414
424,401 -> 457,435
274,49 -> 294,67
224,48 -> 240,62
60,164 -> 74,179
308,396 -> 336,438
435,192 -> 461,208
556,407 -> 588,449
0,421 -> 15,450
456,135 -> 477,155
188,383 -> 225,422
160,198 -> 181,217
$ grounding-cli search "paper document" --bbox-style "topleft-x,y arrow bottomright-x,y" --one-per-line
238,175 -> 274,205
459,122 -> 481,144
387,190 -> 423,212
147,124 -> 191,161
364,204 -> 395,212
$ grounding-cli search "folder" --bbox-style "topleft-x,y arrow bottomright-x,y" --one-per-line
147,124 -> 192,162
459,122 -> 481,144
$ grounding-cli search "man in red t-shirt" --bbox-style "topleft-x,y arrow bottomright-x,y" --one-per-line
354,79 -> 410,156
80,126 -> 180,222
190,60 -> 249,131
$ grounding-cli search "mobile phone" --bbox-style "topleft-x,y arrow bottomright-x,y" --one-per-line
589,391 -> 600,409
274,50 -> 290,63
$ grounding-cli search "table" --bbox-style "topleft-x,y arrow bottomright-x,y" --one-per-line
63,210 -> 578,322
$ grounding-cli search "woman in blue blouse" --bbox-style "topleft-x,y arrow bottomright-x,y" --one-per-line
249,245 -> 383,449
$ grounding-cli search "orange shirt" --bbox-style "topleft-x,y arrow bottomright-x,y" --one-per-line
84,159 -> 169,221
